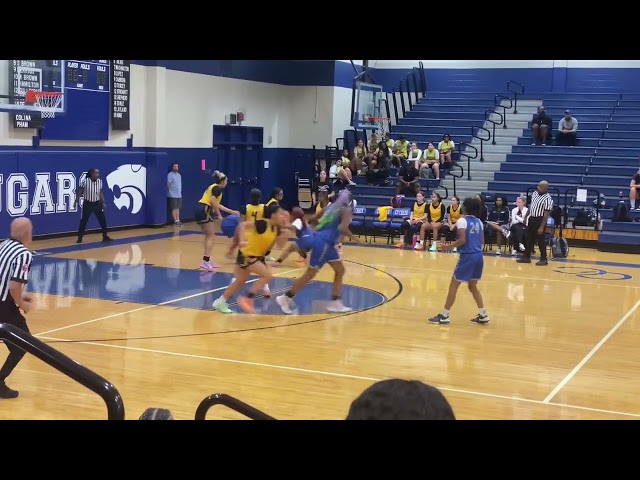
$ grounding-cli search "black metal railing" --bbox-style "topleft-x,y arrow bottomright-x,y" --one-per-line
563,188 -> 602,231
507,81 -> 525,114
471,125 -> 491,162
494,95 -> 513,129
389,62 -> 427,125
457,142 -> 478,181
195,393 -> 276,420
0,323 -> 125,420
484,109 -> 504,146
448,163 -> 464,197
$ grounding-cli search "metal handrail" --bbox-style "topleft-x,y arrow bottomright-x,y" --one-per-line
494,95 -> 513,129
0,323 -> 125,419
457,142 -> 478,181
471,125 -> 491,162
195,393 -> 276,420
507,81 -> 525,114
484,109 -> 504,146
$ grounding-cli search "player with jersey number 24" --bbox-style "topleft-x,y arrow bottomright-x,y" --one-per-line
428,197 -> 490,326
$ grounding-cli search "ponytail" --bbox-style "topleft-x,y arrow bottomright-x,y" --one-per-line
213,170 -> 227,182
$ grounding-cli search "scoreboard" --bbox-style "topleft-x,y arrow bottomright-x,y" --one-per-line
65,60 -> 110,91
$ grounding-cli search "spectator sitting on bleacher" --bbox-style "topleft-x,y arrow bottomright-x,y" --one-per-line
396,191 -> 427,249
438,134 -> 455,169
330,158 -> 356,187
557,110 -> 578,146
363,133 -> 379,170
312,170 -> 335,205
384,132 -> 395,150
365,142 -> 391,186
352,140 -> 366,175
396,159 -> 420,196
484,195 -> 511,255
407,142 -> 422,166
630,169 -> 640,211
391,136 -> 409,168
418,143 -> 440,179
441,195 -> 461,253
509,196 -> 528,255
531,106 -> 552,145
415,193 -> 445,252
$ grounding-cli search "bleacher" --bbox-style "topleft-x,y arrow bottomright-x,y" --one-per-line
350,91 -> 499,212
484,92 -> 640,252
336,85 -> 639,253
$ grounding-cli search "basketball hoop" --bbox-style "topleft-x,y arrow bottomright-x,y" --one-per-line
25,90 -> 64,119
367,116 -> 391,140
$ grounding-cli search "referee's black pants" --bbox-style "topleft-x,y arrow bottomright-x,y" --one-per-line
524,216 -> 547,261
0,302 -> 29,383
78,201 -> 108,238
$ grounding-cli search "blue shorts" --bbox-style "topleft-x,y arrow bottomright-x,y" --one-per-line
453,252 -> 484,283
308,236 -> 340,269
296,234 -> 314,253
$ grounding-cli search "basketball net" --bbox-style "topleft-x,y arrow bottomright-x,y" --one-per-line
26,90 -> 64,119
367,116 -> 390,140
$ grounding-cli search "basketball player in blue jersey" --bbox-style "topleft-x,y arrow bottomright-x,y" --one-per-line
428,197 -> 490,325
276,190 -> 354,314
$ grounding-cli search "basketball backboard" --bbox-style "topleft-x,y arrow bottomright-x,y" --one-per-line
0,60 -> 66,116
354,81 -> 385,130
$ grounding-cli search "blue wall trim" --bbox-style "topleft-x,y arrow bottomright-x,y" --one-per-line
0,145 -> 314,238
131,60 -> 337,87
130,60 -> 640,92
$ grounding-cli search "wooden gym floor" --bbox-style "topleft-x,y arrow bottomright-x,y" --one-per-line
0,224 -> 639,420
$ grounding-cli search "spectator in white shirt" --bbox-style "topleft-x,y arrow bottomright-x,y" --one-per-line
557,110 -> 578,146
509,196 -> 528,255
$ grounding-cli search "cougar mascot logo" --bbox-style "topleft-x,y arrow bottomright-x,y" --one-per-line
106,165 -> 147,214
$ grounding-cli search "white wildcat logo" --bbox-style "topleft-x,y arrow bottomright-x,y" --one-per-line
105,164 -> 147,214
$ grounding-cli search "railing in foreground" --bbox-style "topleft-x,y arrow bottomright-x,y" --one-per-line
195,393 -> 276,420
0,322 -> 125,420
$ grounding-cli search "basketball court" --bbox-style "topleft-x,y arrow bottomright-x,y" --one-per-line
0,225 -> 638,420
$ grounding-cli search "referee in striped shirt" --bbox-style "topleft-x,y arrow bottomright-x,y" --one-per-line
0,218 -> 35,399
74,168 -> 112,244
517,180 -> 554,266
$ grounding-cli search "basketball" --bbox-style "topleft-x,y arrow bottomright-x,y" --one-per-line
221,214 -> 240,238
292,207 -> 304,219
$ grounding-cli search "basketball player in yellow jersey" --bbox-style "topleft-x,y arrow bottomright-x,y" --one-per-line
194,171 -> 240,272
226,188 -> 265,259
212,204 -> 287,314
442,195 -> 461,252
225,188 -> 272,297
315,191 -> 331,215
264,187 -> 286,260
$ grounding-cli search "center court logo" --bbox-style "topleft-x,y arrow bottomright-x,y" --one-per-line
105,164 -> 147,214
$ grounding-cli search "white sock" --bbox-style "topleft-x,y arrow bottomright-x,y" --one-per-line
419,240 -> 424,245
441,309 -> 450,317
479,308 -> 487,316
632,199 -> 636,209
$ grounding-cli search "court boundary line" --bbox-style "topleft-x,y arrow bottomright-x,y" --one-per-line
36,336 -> 640,419
542,298 -> 640,404
367,264 -> 639,289
34,267 -> 304,337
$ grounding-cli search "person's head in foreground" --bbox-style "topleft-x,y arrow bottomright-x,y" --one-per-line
345,379 -> 456,420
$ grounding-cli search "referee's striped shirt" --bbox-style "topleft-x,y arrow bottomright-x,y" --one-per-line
529,190 -> 553,218
81,178 -> 103,202
0,239 -> 33,303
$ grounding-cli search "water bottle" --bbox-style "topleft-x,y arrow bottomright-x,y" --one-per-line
412,234 -> 418,248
